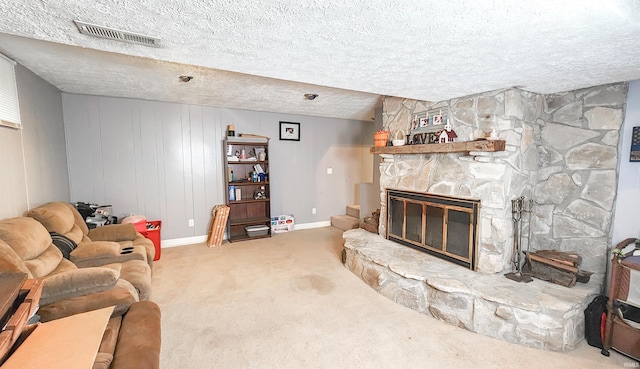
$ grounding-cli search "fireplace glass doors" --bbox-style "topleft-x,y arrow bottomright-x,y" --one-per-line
387,189 -> 479,270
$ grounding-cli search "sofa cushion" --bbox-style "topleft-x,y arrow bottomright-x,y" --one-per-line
50,232 -> 78,259
23,244 -> 64,278
119,260 -> 152,301
62,202 -> 90,235
88,224 -> 138,242
0,217 -> 63,277
111,301 -> 161,369
40,266 -> 121,306
0,239 -> 33,277
27,202 -> 88,244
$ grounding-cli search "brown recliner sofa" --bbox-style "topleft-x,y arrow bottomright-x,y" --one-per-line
0,217 -> 148,321
26,202 -> 155,270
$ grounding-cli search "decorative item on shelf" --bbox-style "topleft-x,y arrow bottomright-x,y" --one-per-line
437,119 -> 458,143
227,124 -> 235,137
374,129 -> 390,147
426,107 -> 448,126
487,128 -> 499,140
411,115 -> 419,131
433,110 -> 444,125
254,147 -> 267,161
254,186 -> 266,199
229,185 -> 236,201
419,113 -> 429,127
392,130 -> 406,146
405,108 -> 452,146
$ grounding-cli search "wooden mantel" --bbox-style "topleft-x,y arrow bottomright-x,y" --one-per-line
370,140 -> 506,155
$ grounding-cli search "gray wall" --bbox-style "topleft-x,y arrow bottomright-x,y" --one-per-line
62,93 -> 371,240
612,80 -> 640,243
0,64 -> 69,219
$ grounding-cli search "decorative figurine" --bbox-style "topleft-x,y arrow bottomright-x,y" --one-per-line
254,186 -> 266,199
437,119 -> 458,143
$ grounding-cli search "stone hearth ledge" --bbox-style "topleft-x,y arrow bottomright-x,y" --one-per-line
343,228 -> 602,351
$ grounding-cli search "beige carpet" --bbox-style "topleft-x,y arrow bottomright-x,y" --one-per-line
151,227 -> 630,369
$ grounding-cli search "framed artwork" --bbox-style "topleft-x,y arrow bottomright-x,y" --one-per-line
631,126 -> 640,162
279,121 -> 300,141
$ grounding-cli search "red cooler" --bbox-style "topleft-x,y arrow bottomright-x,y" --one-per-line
145,221 -> 162,261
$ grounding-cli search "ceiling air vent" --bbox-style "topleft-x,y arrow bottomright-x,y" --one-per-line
74,20 -> 161,48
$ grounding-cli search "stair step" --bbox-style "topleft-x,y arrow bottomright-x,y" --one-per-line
346,204 -> 360,219
331,215 -> 360,231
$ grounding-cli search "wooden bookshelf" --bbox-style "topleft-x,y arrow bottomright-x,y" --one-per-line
224,139 -> 271,242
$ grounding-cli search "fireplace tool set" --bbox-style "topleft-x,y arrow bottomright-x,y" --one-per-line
505,196 -> 534,283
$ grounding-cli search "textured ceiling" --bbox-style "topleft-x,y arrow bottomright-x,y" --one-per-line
0,0 -> 639,121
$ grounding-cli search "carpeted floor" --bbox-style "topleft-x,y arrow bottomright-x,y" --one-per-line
151,227 -> 630,369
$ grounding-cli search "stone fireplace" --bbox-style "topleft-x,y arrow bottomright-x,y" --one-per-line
343,83 -> 628,351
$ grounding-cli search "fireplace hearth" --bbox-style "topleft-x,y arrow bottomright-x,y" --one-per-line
387,189 -> 479,270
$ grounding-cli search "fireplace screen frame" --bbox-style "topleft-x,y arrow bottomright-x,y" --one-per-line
386,189 -> 480,271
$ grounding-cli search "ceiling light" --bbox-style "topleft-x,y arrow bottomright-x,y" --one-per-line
179,75 -> 193,82
304,94 -> 318,100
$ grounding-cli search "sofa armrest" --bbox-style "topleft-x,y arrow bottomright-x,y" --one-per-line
70,241 -> 147,268
111,301 -> 161,369
38,278 -> 139,322
40,266 -> 121,306
89,224 -> 138,242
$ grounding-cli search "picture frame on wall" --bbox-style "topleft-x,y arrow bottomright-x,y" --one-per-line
279,121 -> 300,141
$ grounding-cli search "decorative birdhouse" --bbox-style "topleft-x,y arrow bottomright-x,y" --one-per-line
438,120 -> 458,143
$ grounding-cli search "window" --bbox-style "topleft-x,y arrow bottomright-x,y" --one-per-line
0,53 -> 21,129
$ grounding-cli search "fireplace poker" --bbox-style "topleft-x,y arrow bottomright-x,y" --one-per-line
505,196 -> 533,283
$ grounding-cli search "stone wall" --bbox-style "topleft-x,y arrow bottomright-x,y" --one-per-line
378,83 -> 627,276
532,85 -> 626,276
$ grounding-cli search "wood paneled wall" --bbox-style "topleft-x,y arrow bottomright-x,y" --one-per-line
62,94 -> 371,240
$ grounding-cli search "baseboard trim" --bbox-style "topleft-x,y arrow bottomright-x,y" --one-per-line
161,235 -> 207,248
294,221 -> 331,230
160,221 -> 332,248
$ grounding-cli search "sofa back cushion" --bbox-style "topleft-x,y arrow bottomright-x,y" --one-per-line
61,202 -> 90,236
0,217 -> 63,278
27,202 -> 88,244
